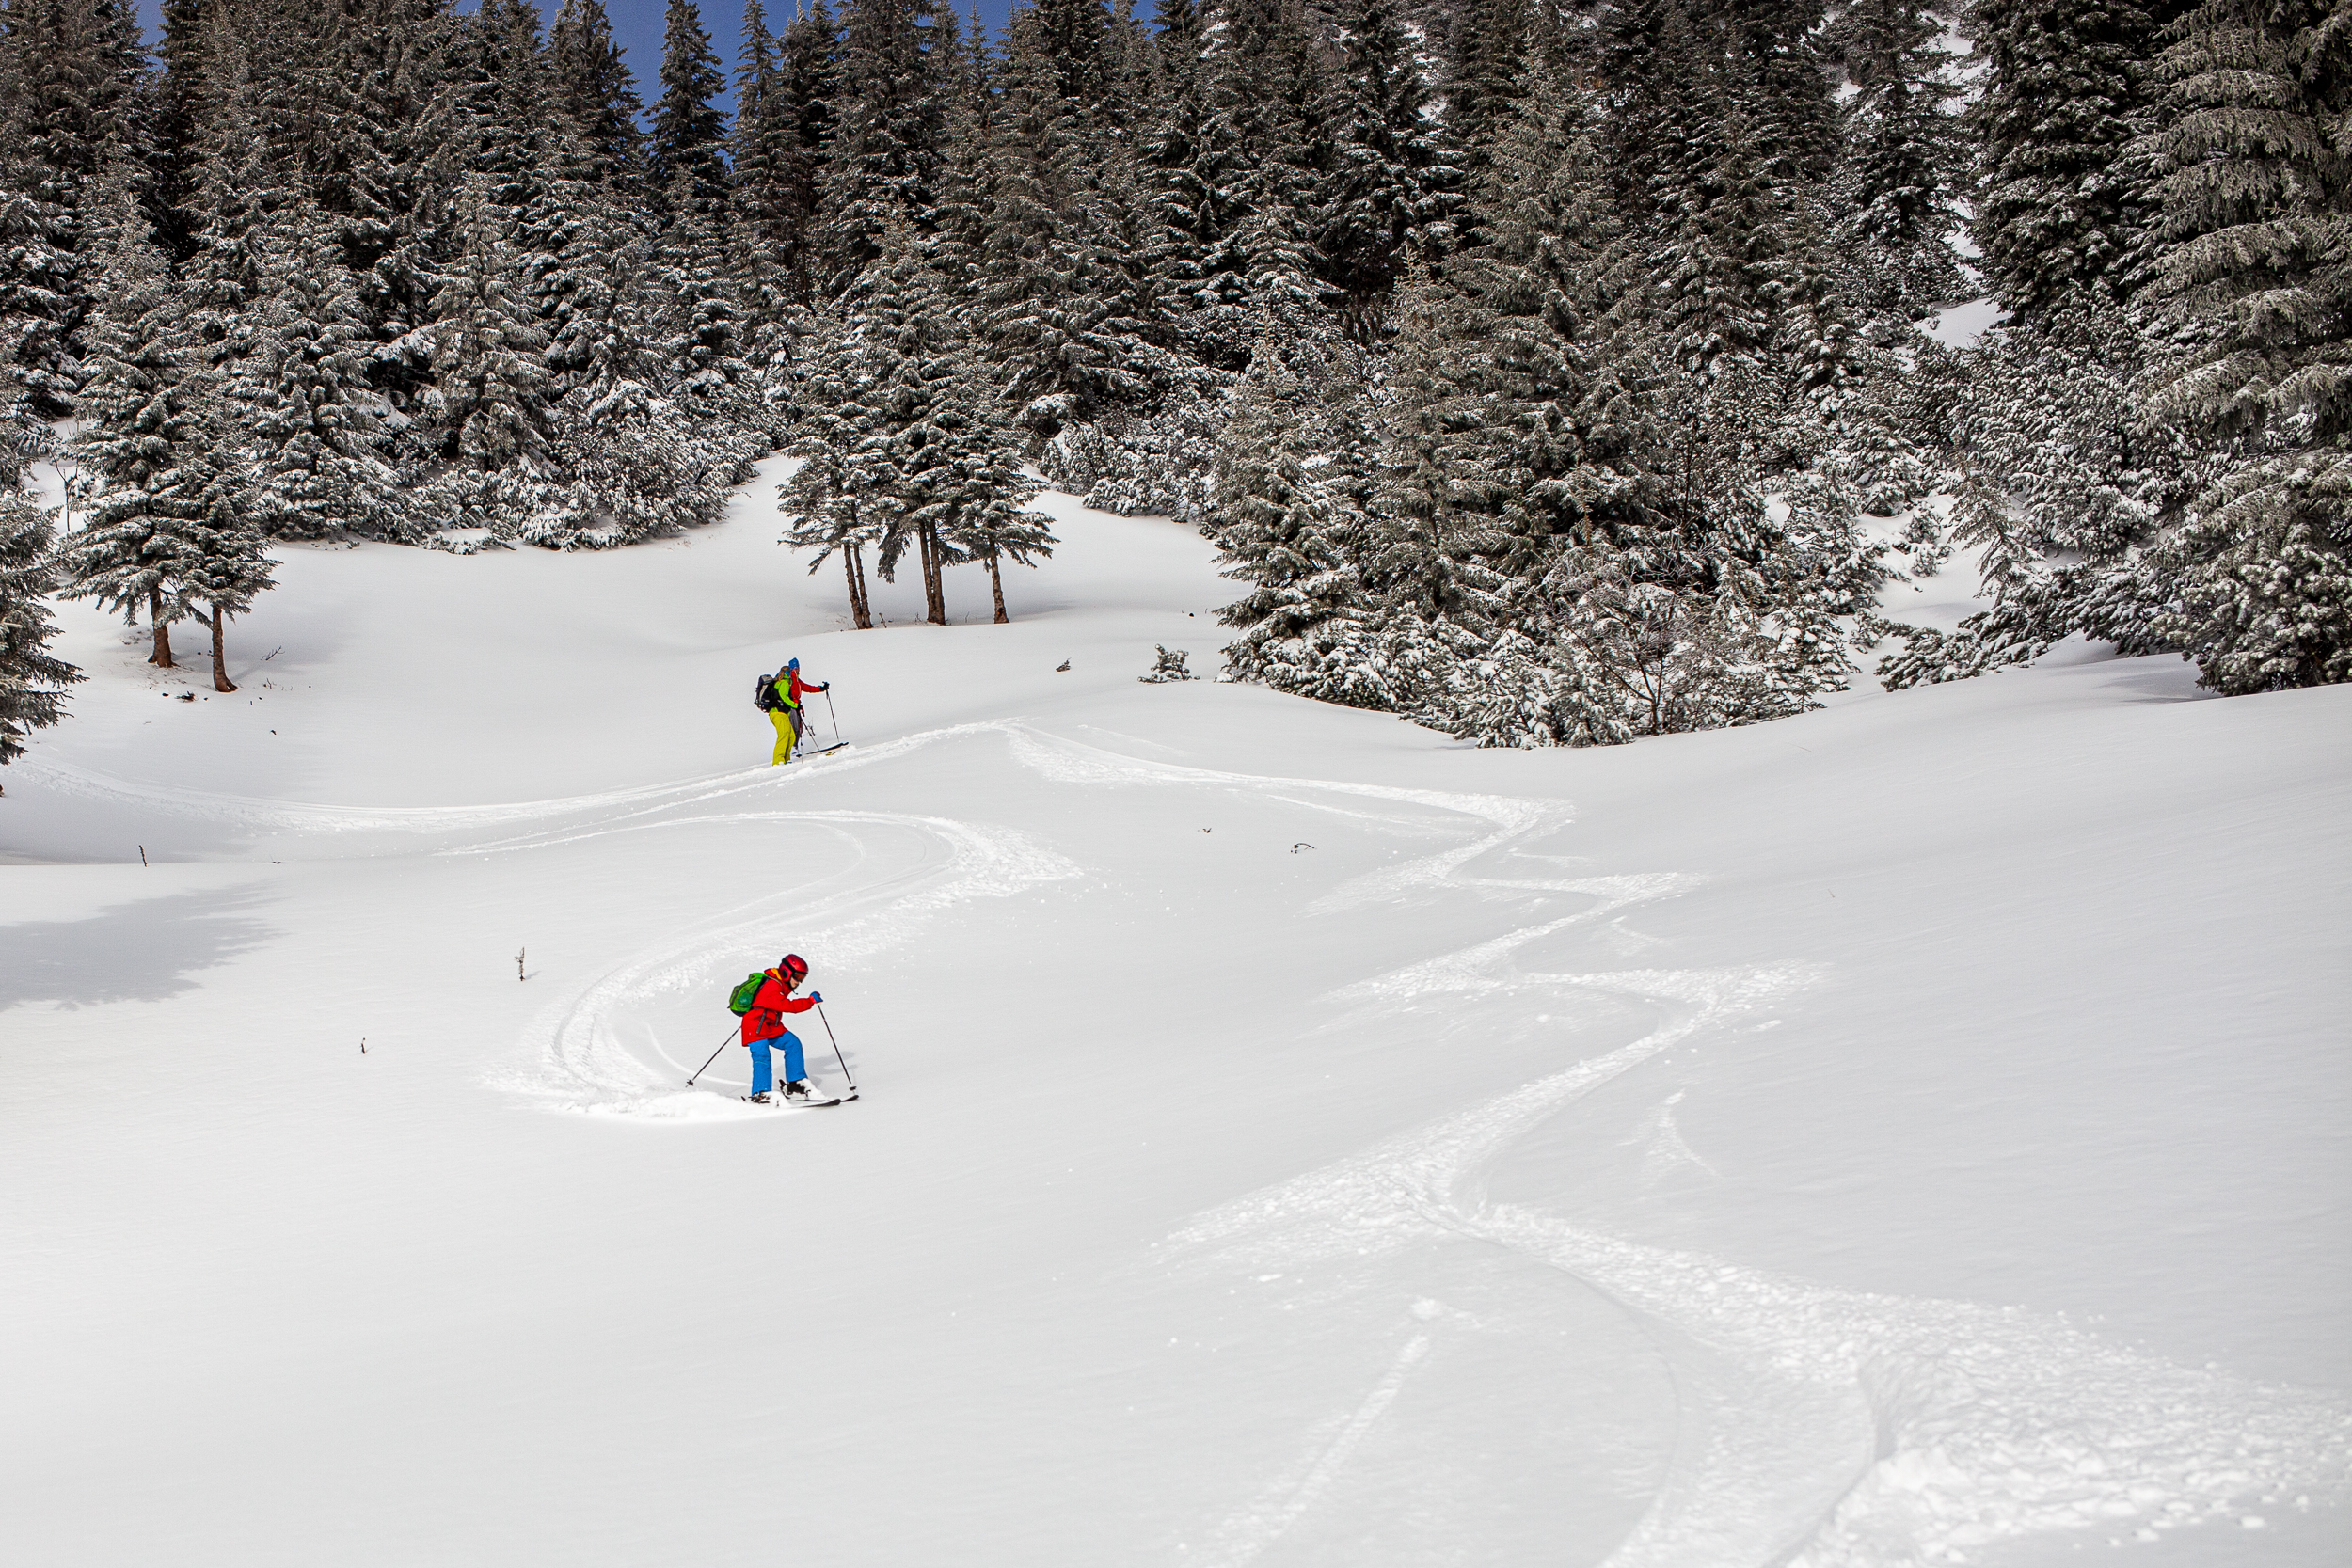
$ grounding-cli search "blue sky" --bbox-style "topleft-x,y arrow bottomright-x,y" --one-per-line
133,1 -> 1045,121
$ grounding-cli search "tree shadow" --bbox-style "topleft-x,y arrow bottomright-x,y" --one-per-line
1,884 -> 277,1011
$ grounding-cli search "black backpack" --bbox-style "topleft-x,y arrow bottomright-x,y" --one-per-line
754,673 -> 782,711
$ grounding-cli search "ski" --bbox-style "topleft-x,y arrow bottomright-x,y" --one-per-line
744,1091 -> 859,1108
801,742 -> 850,757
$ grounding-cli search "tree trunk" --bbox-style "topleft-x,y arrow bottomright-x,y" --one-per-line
987,548 -> 1008,624
853,546 -> 872,628
210,602 -> 236,693
921,524 -> 946,625
843,543 -> 872,629
149,587 -> 173,668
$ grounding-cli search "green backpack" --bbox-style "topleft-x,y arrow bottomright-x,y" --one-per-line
727,971 -> 770,1015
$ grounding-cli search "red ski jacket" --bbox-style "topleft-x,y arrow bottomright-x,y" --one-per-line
783,671 -> 824,706
741,971 -> 817,1044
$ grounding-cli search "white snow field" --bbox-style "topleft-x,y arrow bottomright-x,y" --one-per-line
5,461 -> 2348,1567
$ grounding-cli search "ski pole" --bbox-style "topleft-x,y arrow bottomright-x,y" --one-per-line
822,688 -> 841,746
686,1022 -> 739,1086
815,1003 -> 858,1093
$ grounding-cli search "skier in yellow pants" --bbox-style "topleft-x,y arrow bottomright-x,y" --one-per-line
762,658 -> 829,765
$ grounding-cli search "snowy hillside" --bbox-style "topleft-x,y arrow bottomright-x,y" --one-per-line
4,467 -> 2347,1567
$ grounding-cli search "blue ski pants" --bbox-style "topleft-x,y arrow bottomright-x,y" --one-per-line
747,1031 -> 805,1093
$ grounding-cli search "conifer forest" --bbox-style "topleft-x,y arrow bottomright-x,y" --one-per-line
0,0 -> 2345,760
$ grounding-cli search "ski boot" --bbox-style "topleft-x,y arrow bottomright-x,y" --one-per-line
744,1091 -> 774,1104
783,1079 -> 818,1101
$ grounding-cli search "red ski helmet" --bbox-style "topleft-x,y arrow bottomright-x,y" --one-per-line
778,954 -> 809,982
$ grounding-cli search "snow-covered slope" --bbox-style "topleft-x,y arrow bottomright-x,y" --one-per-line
5,463 -> 2347,1567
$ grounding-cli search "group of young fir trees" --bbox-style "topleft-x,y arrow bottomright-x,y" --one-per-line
1879,0 -> 2352,700
1160,0 -> 2344,743
2,0 -> 2347,779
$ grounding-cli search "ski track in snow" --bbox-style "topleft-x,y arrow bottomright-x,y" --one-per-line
1055,733 -> 2352,1568
504,806 -> 1078,1119
25,724 -> 2352,1558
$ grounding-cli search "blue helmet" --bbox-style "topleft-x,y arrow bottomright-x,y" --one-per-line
787,657 -> 800,670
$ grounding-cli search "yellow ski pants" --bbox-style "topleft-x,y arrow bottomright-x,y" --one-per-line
770,706 -> 801,765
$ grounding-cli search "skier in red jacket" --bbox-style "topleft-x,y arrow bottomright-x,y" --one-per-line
741,953 -> 822,1101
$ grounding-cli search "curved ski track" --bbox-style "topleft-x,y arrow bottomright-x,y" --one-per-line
27,725 -> 2351,1560
1037,734 -> 2352,1568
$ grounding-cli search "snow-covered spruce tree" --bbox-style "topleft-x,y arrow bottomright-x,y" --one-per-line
759,0 -> 842,308
1318,0 -> 1458,338
227,205 -> 411,541
1732,0 -> 1841,195
532,161 -> 734,547
0,0 -> 144,415
58,170 -> 214,670
549,0 -> 647,190
1210,341 -> 1392,708
787,226 -> 1047,626
173,443 -> 278,694
1185,0 -> 1333,369
1136,0 -> 1216,353
979,9 -> 1166,440
782,293 -> 883,627
728,0 -> 813,370
0,479 -> 77,784
422,179 -> 558,538
1968,0 -> 2173,323
0,141 -> 74,423
650,0 -> 731,214
1348,133 -> 1643,747
815,0 -> 953,293
652,168 -> 761,437
2136,0 -> 2351,693
1443,0 -> 1527,167
176,20 -> 310,401
321,0 -> 468,420
62,172 -> 274,694
916,381 -> 1058,625
1831,0 -> 1968,318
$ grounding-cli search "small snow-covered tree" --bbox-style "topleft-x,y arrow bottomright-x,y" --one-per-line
0,483 -> 77,783
174,444 -> 278,693
1138,645 -> 1197,682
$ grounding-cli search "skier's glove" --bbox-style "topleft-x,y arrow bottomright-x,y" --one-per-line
810,991 -> 823,1004
820,682 -> 832,691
